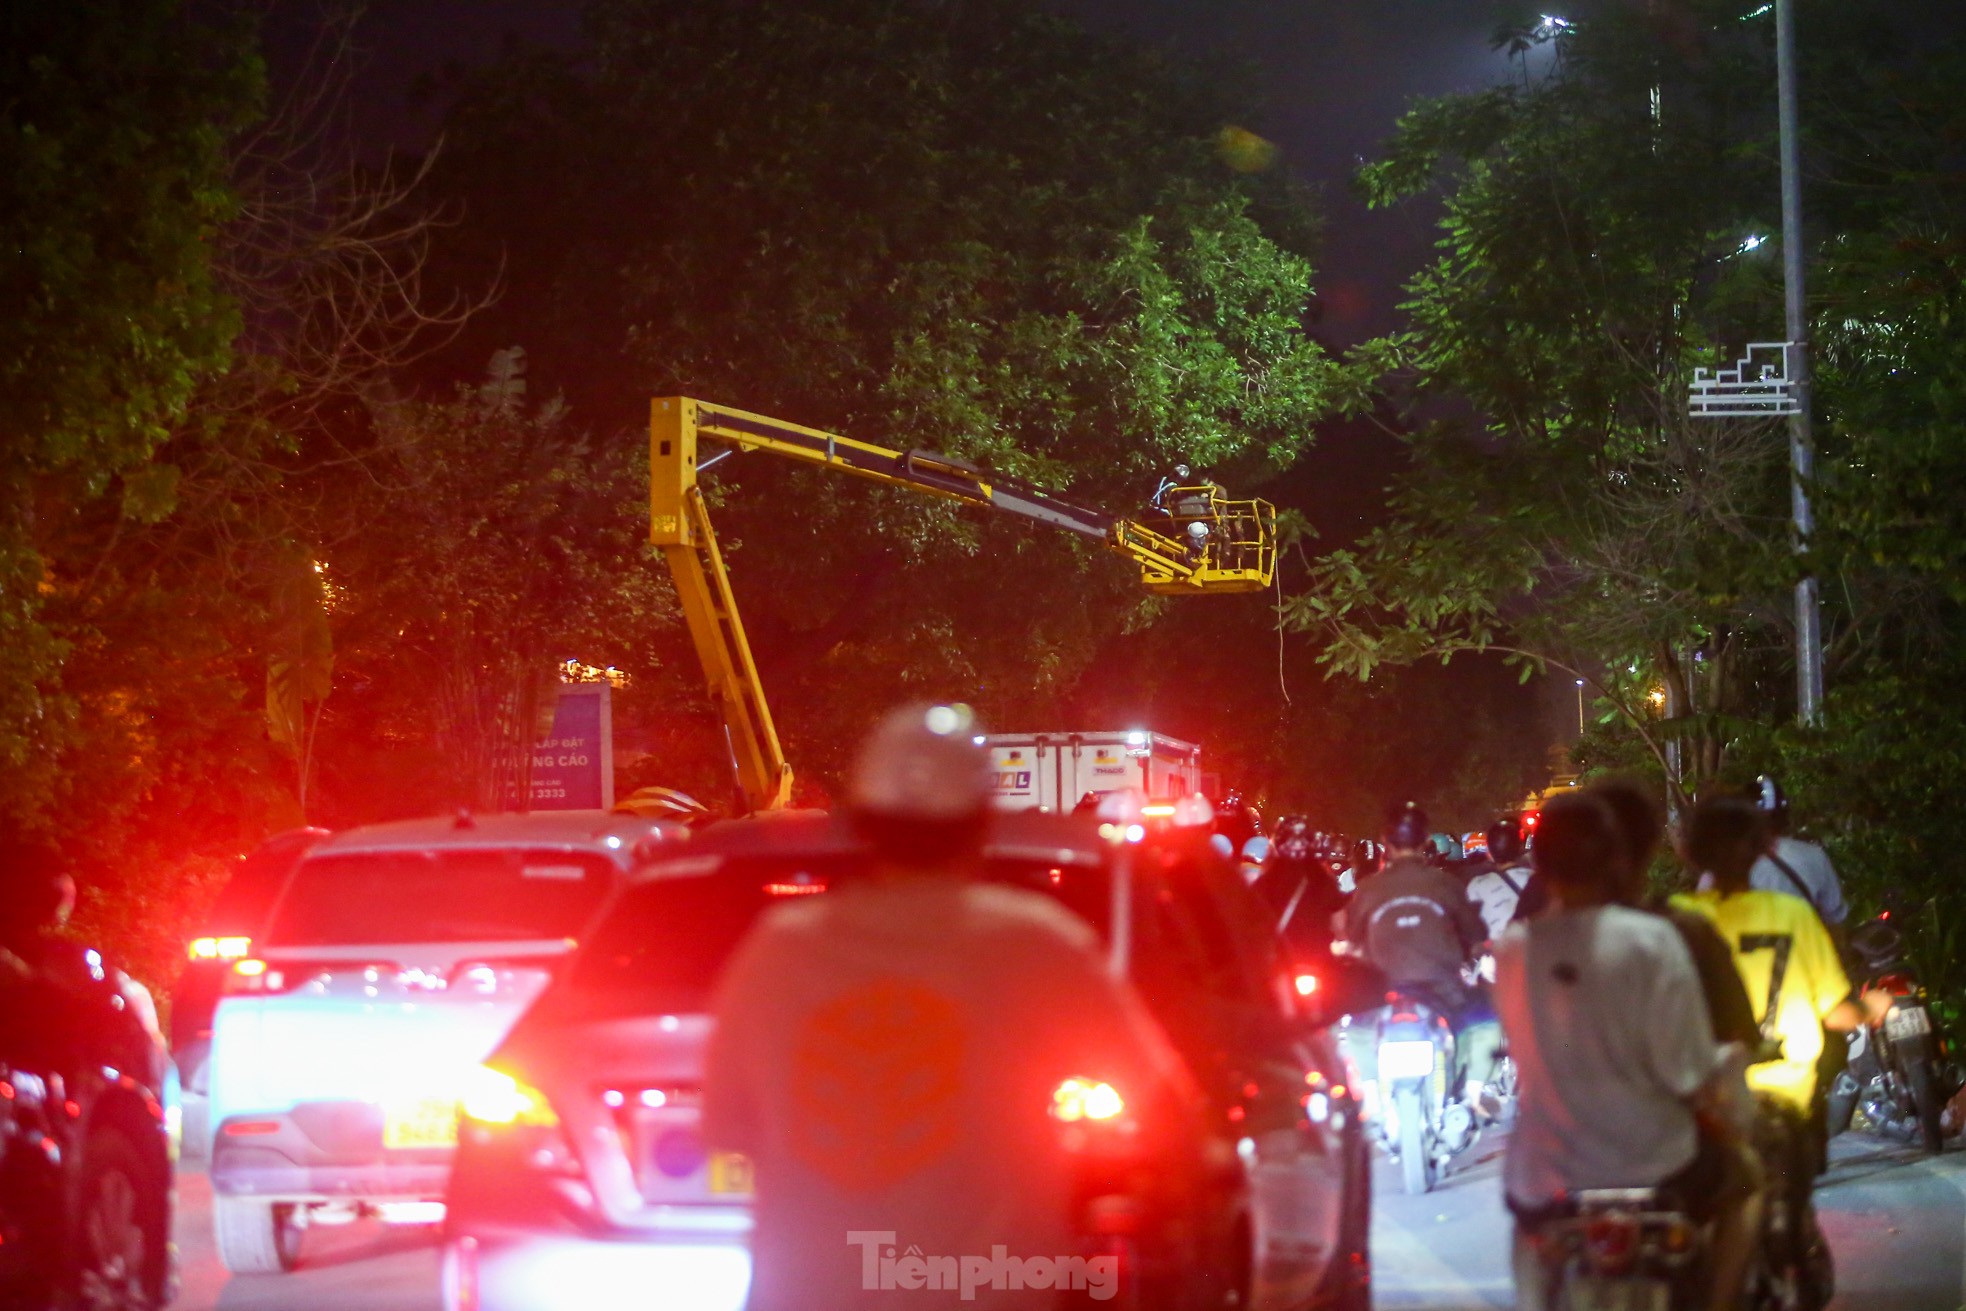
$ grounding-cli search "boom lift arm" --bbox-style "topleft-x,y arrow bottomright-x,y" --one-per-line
649,396 -> 1277,814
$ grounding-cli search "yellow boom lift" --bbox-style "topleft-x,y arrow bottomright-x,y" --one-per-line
649,396 -> 1277,814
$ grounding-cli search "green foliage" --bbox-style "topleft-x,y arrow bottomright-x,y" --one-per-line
1281,1 -> 1929,800
0,0 -> 259,810
1294,0 -> 1966,1024
426,0 -> 1363,788
313,351 -> 675,816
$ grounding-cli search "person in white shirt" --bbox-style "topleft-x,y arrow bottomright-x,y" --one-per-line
1751,775 -> 1848,926
1464,815 -> 1532,942
1695,776 -> 1848,927
704,704 -> 1198,1310
1495,792 -> 1757,1311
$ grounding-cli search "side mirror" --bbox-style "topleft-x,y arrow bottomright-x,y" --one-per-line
1292,955 -> 1388,1028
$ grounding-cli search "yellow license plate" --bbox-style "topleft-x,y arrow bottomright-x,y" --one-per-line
708,1151 -> 753,1195
1569,1277 -> 1669,1311
384,1098 -> 459,1149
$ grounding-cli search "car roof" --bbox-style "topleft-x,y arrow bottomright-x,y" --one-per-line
309,811 -> 686,869
628,809 -> 1146,884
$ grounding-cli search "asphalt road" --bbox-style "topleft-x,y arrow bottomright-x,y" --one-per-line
171,1130 -> 1966,1310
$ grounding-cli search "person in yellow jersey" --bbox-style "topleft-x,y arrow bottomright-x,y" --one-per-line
1674,797 -> 1887,1247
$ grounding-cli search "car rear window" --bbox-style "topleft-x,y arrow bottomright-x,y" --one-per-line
267,848 -> 613,946
561,853 -> 1118,1016
565,856 -> 856,1014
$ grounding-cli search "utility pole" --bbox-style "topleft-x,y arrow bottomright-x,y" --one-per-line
1777,0 -> 1824,725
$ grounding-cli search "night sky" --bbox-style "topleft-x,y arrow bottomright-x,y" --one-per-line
290,0 -> 1522,343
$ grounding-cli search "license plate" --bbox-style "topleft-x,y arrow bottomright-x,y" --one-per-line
384,1097 -> 459,1150
1567,1276 -> 1669,1311
708,1151 -> 753,1195
1885,1006 -> 1932,1041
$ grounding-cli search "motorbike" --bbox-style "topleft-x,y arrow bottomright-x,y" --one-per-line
1372,990 -> 1479,1195
1516,1188 -> 1706,1311
1750,1091 -> 1835,1311
1826,911 -> 1955,1154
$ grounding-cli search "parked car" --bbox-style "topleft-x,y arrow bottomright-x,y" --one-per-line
204,810 -> 679,1274
1,936 -> 175,1308
443,808 -> 1376,1311
172,826 -> 330,1159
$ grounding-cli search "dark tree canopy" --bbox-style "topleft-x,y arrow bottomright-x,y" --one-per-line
422,0 -> 1363,786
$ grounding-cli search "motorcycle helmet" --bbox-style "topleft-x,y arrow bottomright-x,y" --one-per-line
1350,838 -> 1385,880
1384,800 -> 1430,852
1486,815 -> 1528,865
1754,775 -> 1791,831
1215,798 -> 1261,856
1848,916 -> 1905,977
848,703 -> 993,863
1272,814 -> 1315,863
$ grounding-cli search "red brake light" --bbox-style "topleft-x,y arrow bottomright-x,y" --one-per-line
1294,973 -> 1319,997
222,1120 -> 281,1137
765,879 -> 826,897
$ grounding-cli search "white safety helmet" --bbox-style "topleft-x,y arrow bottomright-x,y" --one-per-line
848,703 -> 992,823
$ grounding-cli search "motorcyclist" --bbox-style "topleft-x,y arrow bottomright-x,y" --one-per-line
1260,816 -> 1346,966
1497,793 -> 1757,1311
0,839 -> 165,1043
1745,776 -> 1848,929
1464,815 -> 1533,942
1345,801 -> 1498,1106
1340,837 -> 1383,894
0,841 -> 77,963
1675,797 -> 1881,1238
703,704 -> 1199,1310
1590,779 -> 1763,1309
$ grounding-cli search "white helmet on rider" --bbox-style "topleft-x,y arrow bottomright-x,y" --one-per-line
849,703 -> 994,863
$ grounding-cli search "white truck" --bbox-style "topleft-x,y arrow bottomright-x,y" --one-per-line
982,731 -> 1206,813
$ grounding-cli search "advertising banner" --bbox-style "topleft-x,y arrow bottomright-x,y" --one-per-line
528,683 -> 614,810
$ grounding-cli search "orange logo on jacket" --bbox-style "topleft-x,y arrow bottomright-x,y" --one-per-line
790,978 -> 966,1191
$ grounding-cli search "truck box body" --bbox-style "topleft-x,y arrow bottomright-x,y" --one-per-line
982,731 -> 1204,813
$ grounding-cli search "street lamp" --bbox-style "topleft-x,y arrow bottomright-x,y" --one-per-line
1575,679 -> 1586,735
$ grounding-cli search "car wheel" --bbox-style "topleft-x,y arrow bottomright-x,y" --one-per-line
213,1197 -> 304,1274
73,1126 -> 169,1310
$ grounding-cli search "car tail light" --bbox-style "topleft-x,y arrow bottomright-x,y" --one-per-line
764,878 -> 827,897
224,959 -> 288,994
1584,1214 -> 1640,1275
1294,972 -> 1319,997
222,1120 -> 282,1137
1051,1077 -> 1125,1123
457,1067 -> 584,1183
189,936 -> 252,961
459,1065 -> 559,1129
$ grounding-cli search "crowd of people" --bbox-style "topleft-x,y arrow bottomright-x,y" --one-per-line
1241,775 -> 1867,1310
695,702 -> 1871,1309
